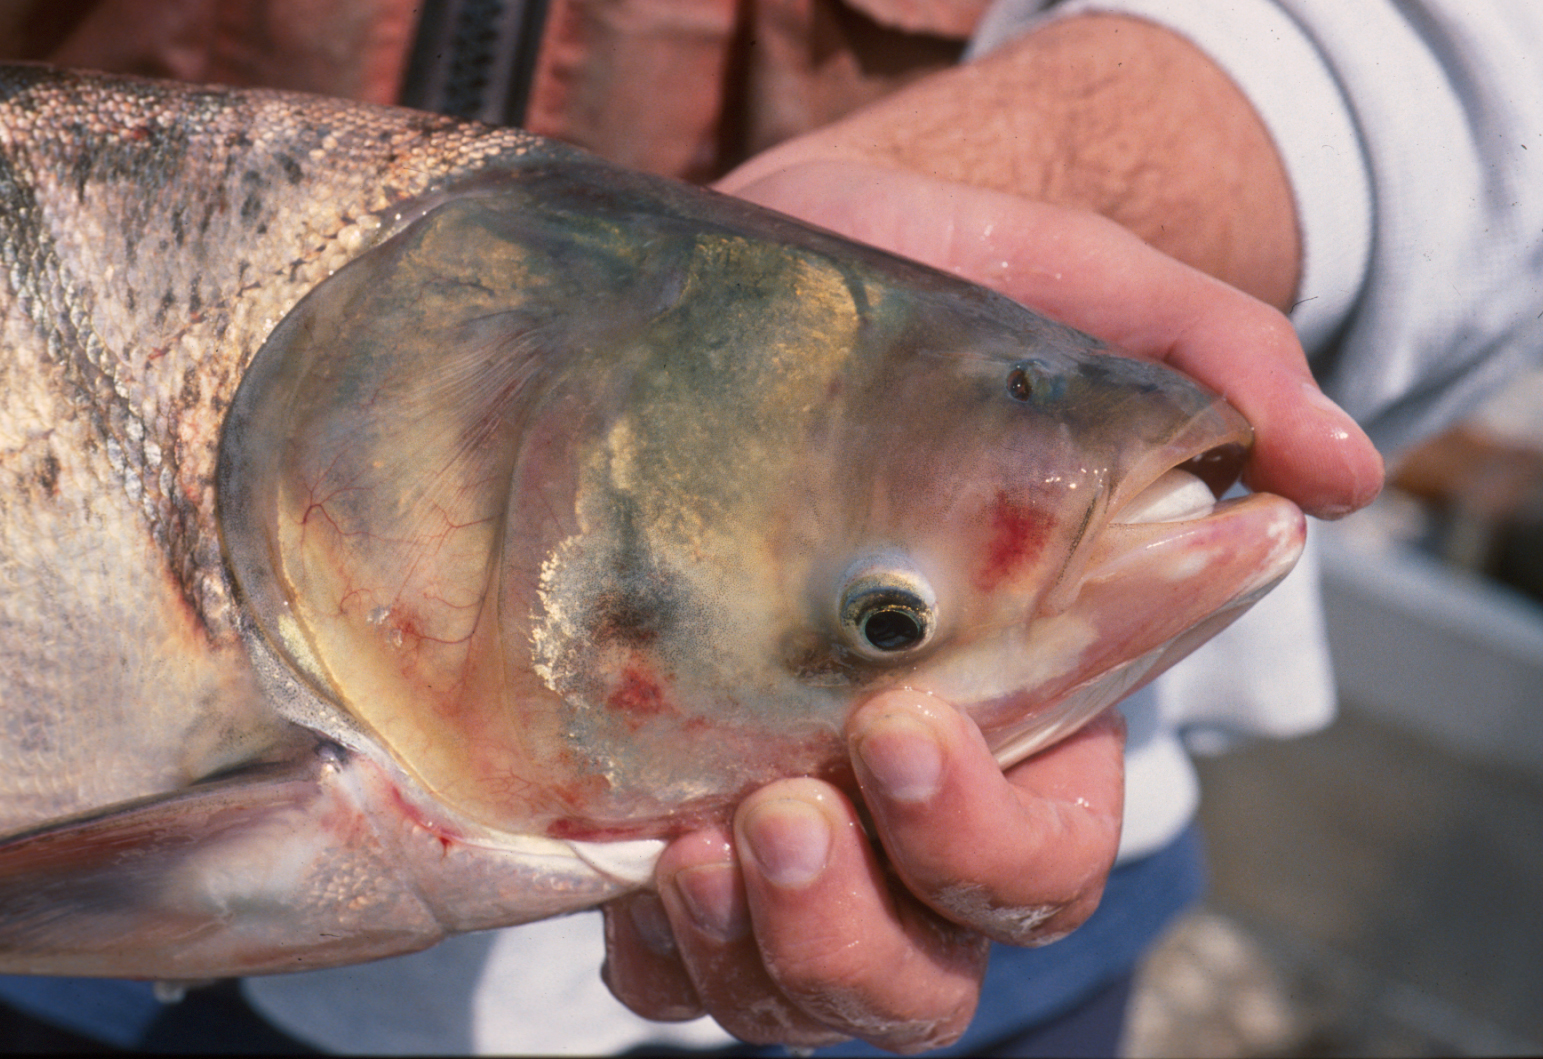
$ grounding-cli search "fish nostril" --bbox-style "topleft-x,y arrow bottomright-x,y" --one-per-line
1004,361 -> 1068,406
1006,366 -> 1035,402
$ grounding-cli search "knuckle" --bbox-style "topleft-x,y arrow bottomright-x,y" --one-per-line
770,920 -> 987,1051
711,995 -> 849,1049
785,981 -> 971,1054
691,957 -> 844,1047
931,881 -> 1065,944
599,956 -> 704,1022
927,861 -> 1110,946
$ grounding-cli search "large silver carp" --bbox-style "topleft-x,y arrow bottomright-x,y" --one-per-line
0,66 -> 1304,978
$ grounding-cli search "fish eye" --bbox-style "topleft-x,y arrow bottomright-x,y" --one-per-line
1006,362 -> 1066,405
848,593 -> 931,652
837,557 -> 937,659
1006,366 -> 1035,402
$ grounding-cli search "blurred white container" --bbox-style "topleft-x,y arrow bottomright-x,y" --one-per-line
1319,507 -> 1543,774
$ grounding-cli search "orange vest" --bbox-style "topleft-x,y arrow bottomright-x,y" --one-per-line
17,0 -> 987,180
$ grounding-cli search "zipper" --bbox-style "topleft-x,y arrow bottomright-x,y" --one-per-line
400,0 -> 551,127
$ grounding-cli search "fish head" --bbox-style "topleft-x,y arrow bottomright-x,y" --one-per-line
220,161 -> 1304,844
789,304 -> 1304,763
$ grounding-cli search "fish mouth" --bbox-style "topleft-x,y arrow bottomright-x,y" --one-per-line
1074,399 -> 1307,666
1105,394 -> 1255,528
957,406 -> 1307,768
1112,445 -> 1249,525
1033,396 -> 1258,619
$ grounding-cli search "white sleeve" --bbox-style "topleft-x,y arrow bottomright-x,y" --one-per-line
973,0 -> 1543,453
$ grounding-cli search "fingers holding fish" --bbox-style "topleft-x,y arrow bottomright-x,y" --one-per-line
720,159 -> 1384,521
604,690 -> 1118,1050
600,891 -> 704,1022
605,823 -> 880,1051
849,690 -> 1124,946
1014,233 -> 1386,520
643,783 -> 988,1052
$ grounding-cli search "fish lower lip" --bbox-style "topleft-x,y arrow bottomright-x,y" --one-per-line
963,491 -> 1307,765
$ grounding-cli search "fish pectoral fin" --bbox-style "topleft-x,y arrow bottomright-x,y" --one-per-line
0,741 -> 446,979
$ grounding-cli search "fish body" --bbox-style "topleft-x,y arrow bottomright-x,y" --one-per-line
0,66 -> 1304,978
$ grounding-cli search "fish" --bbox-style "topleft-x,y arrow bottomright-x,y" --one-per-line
0,65 -> 1305,979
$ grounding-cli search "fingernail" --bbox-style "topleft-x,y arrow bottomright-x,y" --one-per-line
1297,381 -> 1384,516
672,863 -> 748,942
627,893 -> 678,957
742,798 -> 832,888
855,712 -> 943,803
1297,380 -> 1357,437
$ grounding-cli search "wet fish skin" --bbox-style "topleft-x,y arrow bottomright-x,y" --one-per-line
0,66 -> 634,974
0,64 -> 562,829
0,66 -> 1304,977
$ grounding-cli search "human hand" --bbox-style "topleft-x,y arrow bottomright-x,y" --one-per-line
602,693 -> 1125,1052
714,11 -> 1383,519
720,159 -> 1383,519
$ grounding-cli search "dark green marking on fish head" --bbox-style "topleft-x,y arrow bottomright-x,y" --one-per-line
221,157 -> 1297,841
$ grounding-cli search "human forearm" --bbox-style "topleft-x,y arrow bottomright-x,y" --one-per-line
722,14 -> 1300,311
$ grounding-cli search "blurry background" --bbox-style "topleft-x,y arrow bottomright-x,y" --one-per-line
1125,370 -> 1543,1057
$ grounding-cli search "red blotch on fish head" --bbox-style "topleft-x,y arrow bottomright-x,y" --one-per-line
976,490 -> 1051,590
